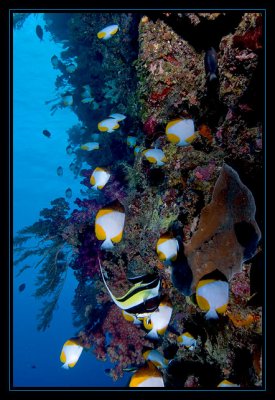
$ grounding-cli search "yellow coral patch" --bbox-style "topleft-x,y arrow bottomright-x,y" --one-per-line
95,223 -> 106,240
196,294 -> 210,311
166,133 -> 180,143
112,229 -> 123,243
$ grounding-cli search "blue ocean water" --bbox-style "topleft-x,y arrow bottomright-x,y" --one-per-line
13,13 -> 129,388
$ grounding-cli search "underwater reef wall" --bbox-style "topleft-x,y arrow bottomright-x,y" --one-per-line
14,11 -> 264,387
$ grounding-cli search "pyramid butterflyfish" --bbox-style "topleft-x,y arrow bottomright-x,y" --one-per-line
143,298 -> 173,339
143,148 -> 167,166
98,118 -> 120,133
217,380 -> 240,387
129,361 -> 165,387
177,332 -> 197,350
60,337 -> 83,370
80,142 -> 99,151
156,234 -> 179,262
90,167 -> 111,190
95,200 -> 125,250
166,118 -> 197,146
196,270 -> 229,320
97,24 -> 119,40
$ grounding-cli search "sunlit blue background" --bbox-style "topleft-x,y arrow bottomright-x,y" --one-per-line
13,13 -> 129,387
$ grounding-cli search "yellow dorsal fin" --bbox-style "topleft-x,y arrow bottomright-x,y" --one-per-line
166,119 -> 182,132
96,209 -> 113,219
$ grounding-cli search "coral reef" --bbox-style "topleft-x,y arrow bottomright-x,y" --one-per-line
14,11 -> 264,387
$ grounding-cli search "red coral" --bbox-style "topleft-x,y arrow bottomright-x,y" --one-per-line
149,87 -> 172,104
143,115 -> 158,137
194,161 -> 216,181
233,16 -> 262,51
90,305 -> 153,380
163,54 -> 180,66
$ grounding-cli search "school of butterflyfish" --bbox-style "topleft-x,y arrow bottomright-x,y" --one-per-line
56,23 -> 237,388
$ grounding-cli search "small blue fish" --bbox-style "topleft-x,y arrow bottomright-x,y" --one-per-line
36,25 -> 43,41
65,188 -> 72,199
57,166 -> 63,176
42,129 -> 51,138
19,283 -> 26,292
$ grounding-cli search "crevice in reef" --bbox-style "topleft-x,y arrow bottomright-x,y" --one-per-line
147,12 -> 244,52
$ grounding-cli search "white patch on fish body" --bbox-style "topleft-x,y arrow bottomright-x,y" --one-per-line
80,142 -> 99,151
197,280 -> 229,319
143,350 -> 168,369
137,376 -> 165,387
109,113 -> 126,121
